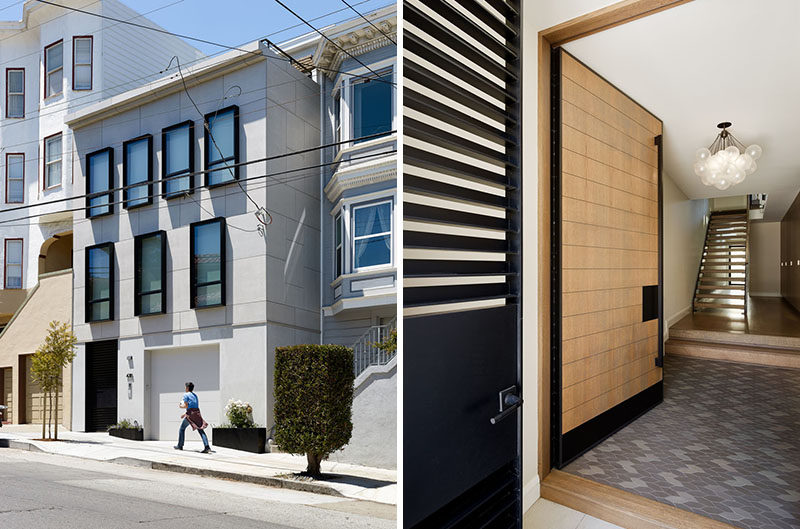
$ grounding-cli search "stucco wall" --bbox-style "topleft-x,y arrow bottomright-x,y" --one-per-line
329,364 -> 396,469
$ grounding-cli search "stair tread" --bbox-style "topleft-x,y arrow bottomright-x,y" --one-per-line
694,294 -> 746,299
665,338 -> 800,355
694,302 -> 746,308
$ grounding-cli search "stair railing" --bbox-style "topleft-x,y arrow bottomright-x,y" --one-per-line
693,214 -> 712,312
744,211 -> 750,316
352,317 -> 397,378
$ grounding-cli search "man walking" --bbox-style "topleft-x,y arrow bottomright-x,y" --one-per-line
174,382 -> 211,453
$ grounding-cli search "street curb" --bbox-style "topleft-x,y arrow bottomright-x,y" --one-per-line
1,439 -> 344,498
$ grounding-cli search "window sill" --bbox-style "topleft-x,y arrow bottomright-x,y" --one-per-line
5,115 -> 24,119
43,93 -> 64,102
207,179 -> 237,190
123,199 -> 153,210
136,310 -> 166,317
87,318 -> 113,324
330,266 -> 396,288
193,302 -> 226,310
43,184 -> 62,191
164,190 -> 193,201
333,133 -> 397,164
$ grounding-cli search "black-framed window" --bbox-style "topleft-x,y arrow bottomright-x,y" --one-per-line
86,147 -> 113,218
190,218 -> 225,309
134,231 -> 166,316
204,105 -> 239,187
123,135 -> 153,208
85,242 -> 114,322
162,120 -> 193,199
352,70 -> 393,143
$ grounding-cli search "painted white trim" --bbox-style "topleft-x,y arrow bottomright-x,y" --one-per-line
522,475 -> 541,515
330,267 -> 397,288
666,305 -> 692,328
354,355 -> 396,389
322,292 -> 396,316
749,291 -> 781,297
352,199 -> 393,273
324,157 -> 397,202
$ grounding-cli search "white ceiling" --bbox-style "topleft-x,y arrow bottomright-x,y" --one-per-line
563,0 -> 800,221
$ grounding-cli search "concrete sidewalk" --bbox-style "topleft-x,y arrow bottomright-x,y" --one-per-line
0,425 -> 395,506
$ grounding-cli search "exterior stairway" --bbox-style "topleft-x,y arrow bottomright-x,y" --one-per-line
693,210 -> 749,314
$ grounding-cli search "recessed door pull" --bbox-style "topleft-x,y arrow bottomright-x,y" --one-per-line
490,385 -> 522,425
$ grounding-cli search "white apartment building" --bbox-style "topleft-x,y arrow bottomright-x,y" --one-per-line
0,0 -> 202,426
64,42 -> 321,438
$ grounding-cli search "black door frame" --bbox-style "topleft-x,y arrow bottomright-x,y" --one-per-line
549,48 -> 664,469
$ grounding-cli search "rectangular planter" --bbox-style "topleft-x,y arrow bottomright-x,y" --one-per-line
108,428 -> 144,441
212,427 -> 267,453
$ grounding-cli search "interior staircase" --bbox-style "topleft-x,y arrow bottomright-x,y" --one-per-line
693,209 -> 749,314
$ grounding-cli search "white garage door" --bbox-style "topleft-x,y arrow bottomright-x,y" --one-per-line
149,345 -> 220,441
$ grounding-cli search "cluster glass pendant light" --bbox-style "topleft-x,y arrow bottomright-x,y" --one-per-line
694,122 -> 762,190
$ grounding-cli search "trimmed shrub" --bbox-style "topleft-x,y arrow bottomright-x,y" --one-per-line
274,344 -> 354,476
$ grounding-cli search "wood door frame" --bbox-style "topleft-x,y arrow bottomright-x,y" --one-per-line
536,0 -> 693,484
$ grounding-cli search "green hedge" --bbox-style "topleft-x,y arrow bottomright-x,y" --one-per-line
274,344 -> 354,474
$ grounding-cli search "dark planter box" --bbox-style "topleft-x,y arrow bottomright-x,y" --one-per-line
212,427 -> 267,453
108,428 -> 144,441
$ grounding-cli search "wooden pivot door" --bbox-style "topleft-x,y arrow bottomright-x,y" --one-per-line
403,0 -> 522,526
551,49 -> 664,468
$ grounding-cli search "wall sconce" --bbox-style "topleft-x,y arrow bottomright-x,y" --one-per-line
127,355 -> 134,369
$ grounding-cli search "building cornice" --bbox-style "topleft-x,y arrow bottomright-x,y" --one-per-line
324,158 -> 396,203
311,15 -> 397,80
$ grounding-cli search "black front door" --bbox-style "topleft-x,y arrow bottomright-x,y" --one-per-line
403,0 -> 522,526
85,339 -> 118,431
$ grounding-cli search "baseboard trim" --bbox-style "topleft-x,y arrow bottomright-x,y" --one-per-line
666,305 -> 692,328
522,475 -> 541,515
541,469 -> 738,529
748,291 -> 781,298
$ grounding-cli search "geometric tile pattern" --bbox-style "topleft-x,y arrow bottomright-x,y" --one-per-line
564,355 -> 800,529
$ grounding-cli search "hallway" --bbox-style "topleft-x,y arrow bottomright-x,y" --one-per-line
563,354 -> 800,529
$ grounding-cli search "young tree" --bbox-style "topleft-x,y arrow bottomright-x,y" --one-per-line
30,321 -> 77,440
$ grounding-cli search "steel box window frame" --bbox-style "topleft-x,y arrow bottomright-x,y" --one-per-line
43,132 -> 63,190
85,242 -> 115,323
5,152 -> 24,204
351,199 -> 393,273
85,147 -> 115,219
72,36 -> 93,91
203,105 -> 239,188
123,134 -> 153,209
3,238 -> 23,290
43,39 -> 63,99
189,217 -> 226,309
133,230 -> 167,317
6,68 -> 24,118
162,120 -> 195,200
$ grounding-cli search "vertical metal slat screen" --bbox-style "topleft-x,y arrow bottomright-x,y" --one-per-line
403,0 -> 522,526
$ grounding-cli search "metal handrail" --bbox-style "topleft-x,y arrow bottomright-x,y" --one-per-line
352,317 -> 397,377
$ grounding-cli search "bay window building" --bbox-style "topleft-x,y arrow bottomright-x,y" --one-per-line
0,0 -> 202,428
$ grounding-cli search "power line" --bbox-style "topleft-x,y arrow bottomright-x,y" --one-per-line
341,0 -> 396,45
0,149 -> 396,226
0,131 -> 396,216
274,0 -> 386,80
32,0 -> 395,85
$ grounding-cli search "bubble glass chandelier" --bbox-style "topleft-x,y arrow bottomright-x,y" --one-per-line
694,122 -> 762,190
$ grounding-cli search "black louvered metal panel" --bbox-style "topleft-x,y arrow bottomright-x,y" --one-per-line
403,0 -> 522,527
85,339 -> 118,432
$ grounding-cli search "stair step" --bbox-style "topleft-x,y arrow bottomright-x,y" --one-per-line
706,238 -> 747,243
693,293 -> 746,299
694,301 -> 745,309
696,285 -> 745,291
665,339 -> 800,369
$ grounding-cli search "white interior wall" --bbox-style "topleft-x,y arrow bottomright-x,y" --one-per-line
663,173 -> 710,333
749,221 -> 781,296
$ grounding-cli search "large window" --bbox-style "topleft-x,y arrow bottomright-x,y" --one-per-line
123,135 -> 152,208
44,40 -> 63,98
134,231 -> 166,316
352,201 -> 392,270
162,121 -> 193,198
85,243 -> 114,322
334,213 -> 343,278
6,68 -> 24,118
4,239 -> 22,289
190,218 -> 226,309
352,71 -> 393,143
86,147 -> 113,218
6,153 -> 24,204
204,105 -> 239,187
72,36 -> 93,91
44,133 -> 62,189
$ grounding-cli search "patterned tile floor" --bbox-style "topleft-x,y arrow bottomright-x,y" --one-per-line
564,355 -> 800,529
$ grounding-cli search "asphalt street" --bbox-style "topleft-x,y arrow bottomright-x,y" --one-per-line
0,449 -> 395,529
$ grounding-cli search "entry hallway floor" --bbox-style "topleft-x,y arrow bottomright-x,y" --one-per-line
564,354 -> 800,529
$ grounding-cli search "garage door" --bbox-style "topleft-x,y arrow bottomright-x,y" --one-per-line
149,345 -> 220,441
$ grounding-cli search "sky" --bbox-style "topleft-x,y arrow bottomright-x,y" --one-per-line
0,0 -> 393,55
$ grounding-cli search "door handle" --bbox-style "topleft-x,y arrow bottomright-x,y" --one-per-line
490,385 -> 522,425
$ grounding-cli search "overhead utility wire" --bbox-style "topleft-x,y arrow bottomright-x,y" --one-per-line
0,131 -> 397,216
33,0 -> 395,85
341,0 -> 395,44
0,149 -> 395,226
273,0 -> 387,80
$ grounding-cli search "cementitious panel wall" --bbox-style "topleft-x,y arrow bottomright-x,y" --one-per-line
69,54 -> 320,432
559,52 -> 662,434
